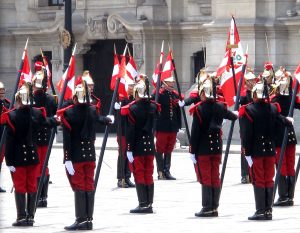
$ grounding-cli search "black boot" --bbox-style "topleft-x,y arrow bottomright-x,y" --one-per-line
130,184 -> 152,213
64,191 -> 88,231
37,175 -> 49,208
265,187 -> 274,220
146,184 -> 154,212
26,192 -> 37,226
12,192 -> 27,227
163,154 -> 176,180
195,185 -> 215,217
287,176 -> 296,206
248,186 -> 266,220
212,187 -> 221,216
155,152 -> 165,180
86,191 -> 95,230
274,175 -> 289,206
125,178 -> 135,188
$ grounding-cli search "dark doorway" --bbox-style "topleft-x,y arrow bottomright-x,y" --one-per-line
192,49 -> 206,84
83,40 -> 132,133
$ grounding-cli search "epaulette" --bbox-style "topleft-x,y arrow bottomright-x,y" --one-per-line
172,90 -> 184,99
35,107 -> 47,118
120,101 -> 137,116
56,105 -> 74,118
0,108 -> 15,133
4,98 -> 10,104
189,101 -> 203,115
150,100 -> 162,112
239,103 -> 253,122
272,102 -> 281,113
189,90 -> 198,98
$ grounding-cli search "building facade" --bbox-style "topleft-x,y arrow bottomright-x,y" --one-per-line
1,0 -> 300,135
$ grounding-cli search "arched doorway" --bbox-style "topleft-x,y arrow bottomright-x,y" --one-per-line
83,40 -> 132,132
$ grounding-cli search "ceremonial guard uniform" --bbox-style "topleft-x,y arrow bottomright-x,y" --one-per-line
121,78 -> 160,213
189,73 -> 238,217
239,79 -> 293,220
114,79 -> 135,188
271,68 -> 300,206
58,81 -> 113,231
1,82 -> 54,227
238,70 -> 255,184
32,63 -> 57,207
0,81 -> 9,192
155,76 -> 182,180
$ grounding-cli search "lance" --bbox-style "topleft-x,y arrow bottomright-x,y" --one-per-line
220,45 -> 248,190
116,44 -> 126,187
40,48 -> 57,97
273,78 -> 299,203
153,41 -> 164,132
168,44 -> 191,142
0,38 -> 29,154
94,44 -> 128,190
34,44 -> 77,211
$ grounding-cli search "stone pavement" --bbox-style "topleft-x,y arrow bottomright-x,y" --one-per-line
1,135 -> 300,233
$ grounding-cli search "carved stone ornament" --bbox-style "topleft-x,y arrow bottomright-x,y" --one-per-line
87,15 -> 108,38
107,15 -> 126,34
60,28 -> 71,49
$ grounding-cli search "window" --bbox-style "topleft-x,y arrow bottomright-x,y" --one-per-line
49,0 -> 64,6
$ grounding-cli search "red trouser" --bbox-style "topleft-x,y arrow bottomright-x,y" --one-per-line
68,161 -> 95,191
155,131 -> 177,154
11,165 -> 39,193
130,156 -> 154,185
275,145 -> 296,176
194,155 -> 221,187
36,145 -> 49,176
251,156 -> 275,188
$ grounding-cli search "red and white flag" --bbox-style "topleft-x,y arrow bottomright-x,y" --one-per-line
217,16 -> 245,107
110,54 -> 128,98
160,51 -> 175,82
293,63 -> 300,93
42,55 -> 52,89
126,55 -> 138,81
56,55 -> 75,100
19,50 -> 32,86
152,51 -> 164,88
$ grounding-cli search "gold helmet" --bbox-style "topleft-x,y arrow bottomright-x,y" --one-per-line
133,75 -> 148,99
32,70 -> 45,89
252,79 -> 266,99
82,70 -> 94,85
73,81 -> 87,104
15,82 -> 31,105
198,69 -> 213,99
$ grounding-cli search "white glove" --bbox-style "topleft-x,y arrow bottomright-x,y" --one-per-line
232,110 -> 239,117
127,151 -> 134,163
233,96 -> 237,103
106,115 -> 115,124
178,100 -> 185,107
190,154 -> 197,164
65,161 -> 75,176
286,117 -> 294,125
245,156 -> 253,168
7,166 -> 16,173
114,102 -> 121,110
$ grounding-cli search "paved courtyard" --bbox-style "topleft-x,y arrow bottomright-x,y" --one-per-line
1,135 -> 300,233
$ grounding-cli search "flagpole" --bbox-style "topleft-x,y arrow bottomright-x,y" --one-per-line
34,44 -> 77,212
154,40 -> 164,103
273,79 -> 299,204
0,38 -> 29,154
94,44 -> 128,190
169,45 -> 191,142
220,46 -> 248,191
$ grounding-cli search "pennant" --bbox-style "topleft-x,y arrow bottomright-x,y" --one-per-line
160,51 -> 175,82
19,50 -> 32,86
